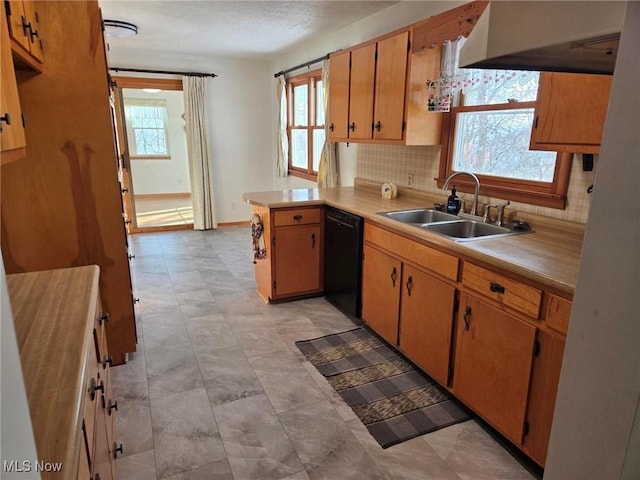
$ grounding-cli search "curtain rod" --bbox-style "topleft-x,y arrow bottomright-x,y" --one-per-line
273,53 -> 331,78
110,67 -> 218,78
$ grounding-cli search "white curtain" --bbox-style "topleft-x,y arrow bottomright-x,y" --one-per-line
427,37 -> 539,111
276,76 -> 288,178
317,59 -> 338,188
183,76 -> 217,230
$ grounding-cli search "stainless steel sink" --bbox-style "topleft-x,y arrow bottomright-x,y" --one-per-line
378,208 -> 532,241
421,220 -> 526,241
377,208 -> 459,224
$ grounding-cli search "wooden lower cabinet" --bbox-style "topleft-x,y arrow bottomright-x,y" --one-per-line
453,293 -> 537,444
523,330 -> 566,466
7,266 -> 118,479
361,243 -> 402,344
398,264 -> 456,386
274,224 -> 322,297
253,205 -> 323,302
361,223 -> 458,384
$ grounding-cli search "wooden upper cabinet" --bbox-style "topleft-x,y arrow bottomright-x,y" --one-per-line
328,50 -> 350,139
530,72 -> 612,154
373,31 -> 409,141
327,28 -> 442,145
5,0 -> 44,66
1,4 -> 26,162
347,43 -> 376,140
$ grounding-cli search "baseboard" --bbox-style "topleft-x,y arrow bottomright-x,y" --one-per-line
217,221 -> 250,227
134,193 -> 191,200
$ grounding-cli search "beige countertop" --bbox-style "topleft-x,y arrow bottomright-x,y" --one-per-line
243,185 -> 584,296
7,265 -> 100,480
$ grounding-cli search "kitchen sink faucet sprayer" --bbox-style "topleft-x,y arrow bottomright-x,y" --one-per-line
443,172 -> 480,216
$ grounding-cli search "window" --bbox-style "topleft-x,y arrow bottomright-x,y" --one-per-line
286,70 -> 324,180
439,70 -> 572,209
124,98 -> 170,158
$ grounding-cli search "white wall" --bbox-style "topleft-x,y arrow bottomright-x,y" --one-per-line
107,49 -> 274,223
269,1 -> 465,190
123,89 -> 191,195
0,254 -> 40,479
545,2 -> 639,479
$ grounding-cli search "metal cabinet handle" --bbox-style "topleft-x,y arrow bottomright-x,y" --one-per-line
98,313 -> 109,326
349,122 -> 355,132
128,253 -> 135,260
374,121 -> 381,131
463,306 -> 472,331
329,123 -> 334,132
293,214 -> 303,221
90,378 -> 104,401
102,355 -> 113,369
406,275 -> 413,296
489,282 -> 505,294
390,267 -> 397,287
311,233 -> 316,249
107,400 -> 118,416
113,443 -> 124,459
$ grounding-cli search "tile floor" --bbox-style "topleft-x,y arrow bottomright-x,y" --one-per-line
113,226 -> 537,480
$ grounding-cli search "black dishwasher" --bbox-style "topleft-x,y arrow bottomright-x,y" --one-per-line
324,206 -> 364,318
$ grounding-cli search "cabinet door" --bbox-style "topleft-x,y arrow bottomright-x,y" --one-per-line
373,31 -> 409,140
274,224 -> 321,297
454,293 -> 536,444
22,1 -> 43,61
523,330 -> 565,467
328,50 -> 351,140
5,1 -> 31,53
1,5 -> 26,160
361,244 -> 401,344
348,43 -> 376,140
530,72 -> 612,154
399,265 -> 455,386
92,383 -> 114,480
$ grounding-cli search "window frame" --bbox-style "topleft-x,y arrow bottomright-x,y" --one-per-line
124,98 -> 171,160
437,99 -> 572,210
286,69 -> 324,181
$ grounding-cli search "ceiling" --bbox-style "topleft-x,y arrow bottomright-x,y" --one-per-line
98,1 -> 398,60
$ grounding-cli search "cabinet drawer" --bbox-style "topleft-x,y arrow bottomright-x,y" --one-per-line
273,208 -> 321,227
365,223 -> 458,281
462,263 -> 542,318
546,294 -> 572,335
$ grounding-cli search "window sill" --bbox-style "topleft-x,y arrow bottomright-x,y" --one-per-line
130,155 -> 172,160
435,177 -> 567,210
288,170 -> 318,182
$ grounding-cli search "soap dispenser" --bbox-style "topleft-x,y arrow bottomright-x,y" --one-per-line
446,186 -> 460,214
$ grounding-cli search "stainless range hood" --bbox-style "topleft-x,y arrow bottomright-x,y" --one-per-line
459,1 -> 626,74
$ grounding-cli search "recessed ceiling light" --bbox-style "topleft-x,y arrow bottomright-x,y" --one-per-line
104,20 -> 138,38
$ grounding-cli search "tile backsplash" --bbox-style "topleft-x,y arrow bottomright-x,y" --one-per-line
356,144 -> 594,224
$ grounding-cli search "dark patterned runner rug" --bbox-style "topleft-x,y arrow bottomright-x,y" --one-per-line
295,327 -> 471,448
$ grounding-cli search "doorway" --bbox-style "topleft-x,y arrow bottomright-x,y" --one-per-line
113,77 -> 193,233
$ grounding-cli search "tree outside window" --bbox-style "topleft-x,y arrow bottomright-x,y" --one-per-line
440,70 -> 571,209
286,70 -> 324,180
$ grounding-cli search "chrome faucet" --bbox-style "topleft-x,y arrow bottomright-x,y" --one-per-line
495,200 -> 510,227
443,171 -> 480,216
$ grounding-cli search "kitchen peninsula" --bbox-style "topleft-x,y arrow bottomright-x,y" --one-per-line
244,180 -> 581,467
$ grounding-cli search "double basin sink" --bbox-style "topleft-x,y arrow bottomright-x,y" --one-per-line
377,208 -> 531,242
